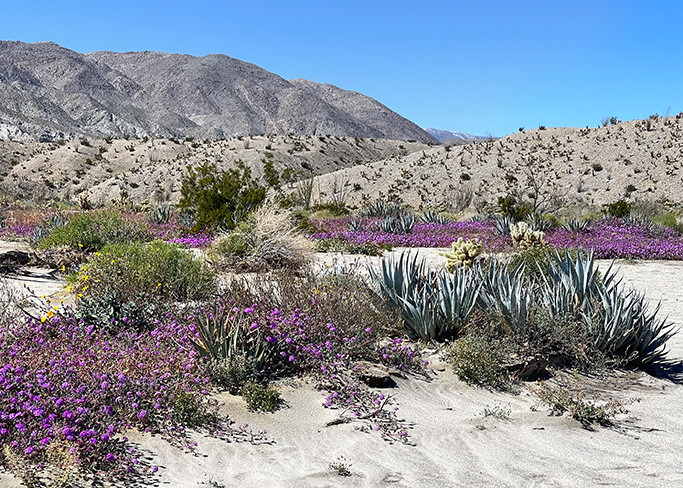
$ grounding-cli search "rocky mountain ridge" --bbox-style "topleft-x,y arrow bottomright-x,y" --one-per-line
0,41 -> 436,143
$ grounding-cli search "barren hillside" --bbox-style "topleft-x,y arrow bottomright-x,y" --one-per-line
312,115 -> 683,209
0,135 -> 429,205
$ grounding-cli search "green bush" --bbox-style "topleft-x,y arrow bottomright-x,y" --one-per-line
446,335 -> 512,389
315,238 -> 389,255
37,211 -> 150,252
179,160 -> 266,232
603,199 -> 631,218
497,195 -> 531,221
71,240 -> 217,328
241,382 -> 281,412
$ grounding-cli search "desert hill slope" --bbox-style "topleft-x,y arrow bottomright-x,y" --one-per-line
0,135 -> 429,204
313,115 -> 683,209
0,41 -> 435,143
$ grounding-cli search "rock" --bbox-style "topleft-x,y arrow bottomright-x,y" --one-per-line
353,361 -> 391,387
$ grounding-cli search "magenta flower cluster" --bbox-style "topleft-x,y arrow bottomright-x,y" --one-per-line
311,218 -> 511,251
312,216 -> 683,260
547,218 -> 683,259
0,312 -> 227,480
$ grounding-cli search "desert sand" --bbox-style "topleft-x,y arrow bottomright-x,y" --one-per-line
1,247 -> 683,487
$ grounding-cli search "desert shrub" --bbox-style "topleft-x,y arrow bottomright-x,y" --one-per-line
208,205 -> 313,272
71,240 -> 216,329
241,382 -> 281,412
314,238 -> 390,255
37,211 -> 150,252
446,335 -> 512,389
497,195 -> 531,221
531,380 -> 634,429
652,211 -> 679,231
603,199 -> 631,218
179,160 -> 266,232
203,354 -> 261,395
309,202 -> 349,217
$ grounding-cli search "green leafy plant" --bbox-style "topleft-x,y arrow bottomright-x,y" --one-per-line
71,240 -> 217,328
446,335 -> 512,389
241,382 -> 281,412
179,160 -> 266,232
37,211 -> 150,252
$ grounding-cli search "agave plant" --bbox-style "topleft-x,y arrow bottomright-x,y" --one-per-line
582,287 -> 676,368
151,204 -> 172,224
493,216 -> 516,236
377,214 -> 414,234
479,260 -> 533,334
188,303 -> 275,373
420,209 -> 447,225
539,249 -> 619,318
347,218 -> 364,232
399,213 -> 415,233
435,266 -> 481,332
563,218 -> 589,233
359,201 -> 404,218
30,213 -> 69,245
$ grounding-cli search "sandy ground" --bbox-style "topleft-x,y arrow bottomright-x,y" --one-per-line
1,246 -> 683,487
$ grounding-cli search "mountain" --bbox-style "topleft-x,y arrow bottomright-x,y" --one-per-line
425,128 -> 487,144
0,41 -> 436,143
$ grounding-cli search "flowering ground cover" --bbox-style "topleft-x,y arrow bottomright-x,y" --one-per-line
547,218 -> 683,259
0,308 -> 260,483
311,216 -> 683,260
311,217 -> 512,251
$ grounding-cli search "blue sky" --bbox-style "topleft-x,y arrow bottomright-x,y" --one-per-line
2,1 -> 681,136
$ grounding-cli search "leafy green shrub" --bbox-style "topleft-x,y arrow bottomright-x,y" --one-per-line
208,205 -> 313,272
241,382 -> 281,412
497,195 -> 531,221
315,238 -> 389,255
72,240 -> 217,328
179,160 -> 266,232
37,211 -> 150,252
603,199 -> 631,218
446,335 -> 512,389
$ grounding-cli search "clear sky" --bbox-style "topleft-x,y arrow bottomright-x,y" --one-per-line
1,0 -> 681,137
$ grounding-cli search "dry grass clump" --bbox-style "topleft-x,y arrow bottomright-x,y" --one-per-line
208,204 -> 313,272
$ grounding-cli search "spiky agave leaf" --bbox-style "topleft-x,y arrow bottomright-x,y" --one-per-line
540,249 -> 619,318
583,286 -> 677,368
479,260 -> 532,334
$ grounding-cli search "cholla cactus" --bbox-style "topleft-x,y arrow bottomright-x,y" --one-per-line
439,237 -> 483,271
510,221 -> 545,250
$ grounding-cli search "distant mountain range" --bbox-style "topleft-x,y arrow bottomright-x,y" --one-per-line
424,128 -> 488,144
0,41 -> 436,143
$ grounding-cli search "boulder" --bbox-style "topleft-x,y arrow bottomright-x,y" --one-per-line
353,361 -> 392,387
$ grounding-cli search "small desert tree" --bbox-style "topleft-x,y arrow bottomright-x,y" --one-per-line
179,160 -> 266,231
